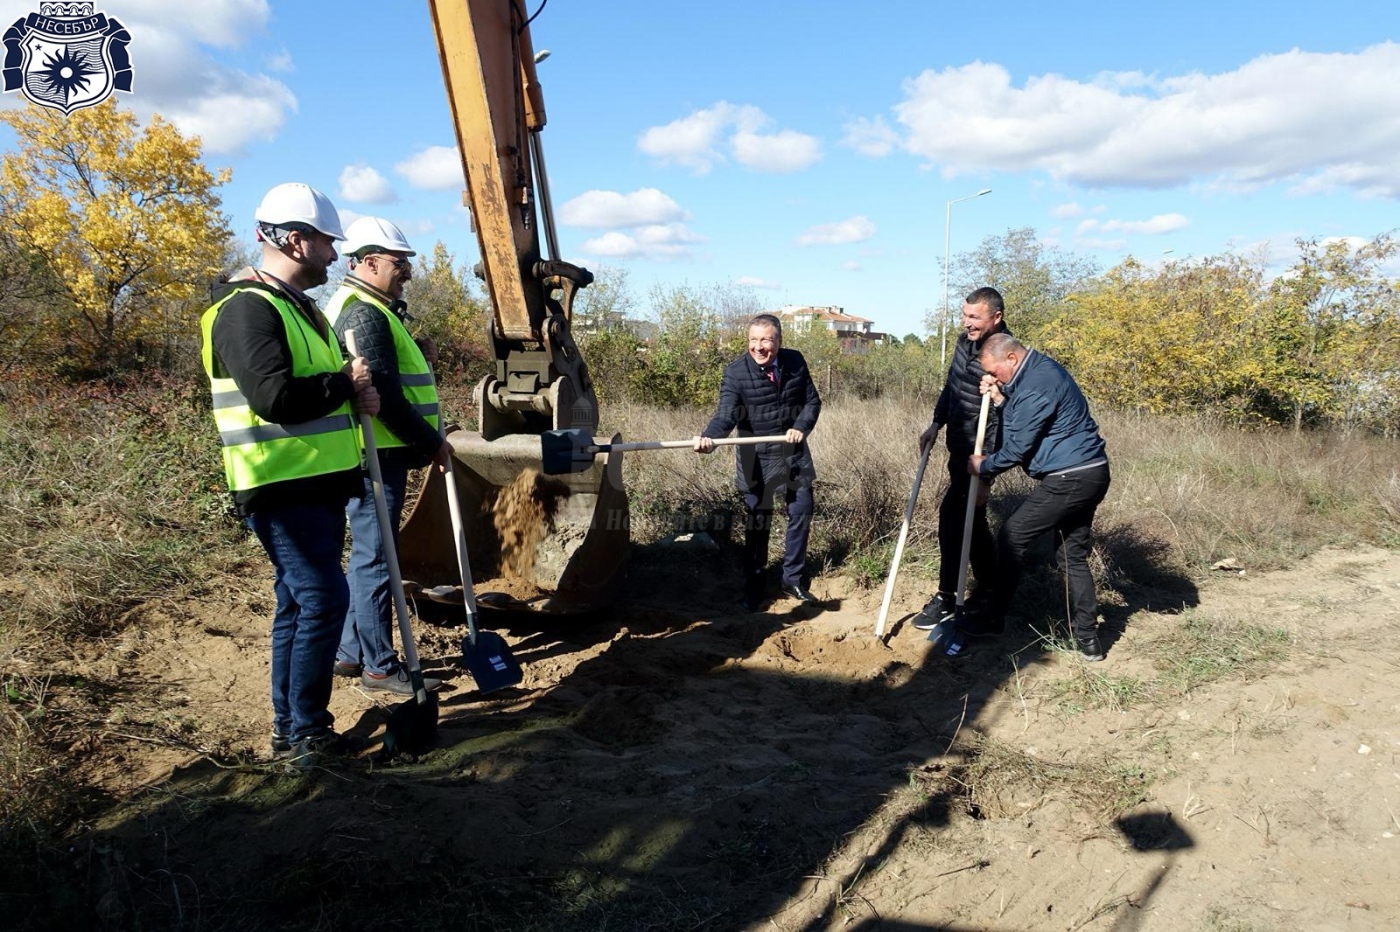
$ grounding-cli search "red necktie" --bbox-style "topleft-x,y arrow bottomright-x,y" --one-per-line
766,366 -> 778,385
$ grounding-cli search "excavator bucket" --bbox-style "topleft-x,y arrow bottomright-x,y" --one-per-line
397,430 -> 630,613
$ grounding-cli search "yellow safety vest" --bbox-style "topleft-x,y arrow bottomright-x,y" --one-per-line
201,287 -> 360,492
325,283 -> 440,450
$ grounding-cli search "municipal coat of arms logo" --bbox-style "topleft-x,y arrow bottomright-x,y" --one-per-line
2,2 -> 132,114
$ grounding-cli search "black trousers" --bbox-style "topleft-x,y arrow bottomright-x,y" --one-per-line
938,461 -> 996,595
989,464 -> 1111,638
742,481 -> 814,594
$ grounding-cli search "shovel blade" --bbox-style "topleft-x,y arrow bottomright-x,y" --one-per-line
462,629 -> 524,693
541,428 -> 596,475
926,617 -> 966,658
384,689 -> 439,756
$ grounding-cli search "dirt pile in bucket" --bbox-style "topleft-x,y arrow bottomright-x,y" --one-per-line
491,468 -> 568,579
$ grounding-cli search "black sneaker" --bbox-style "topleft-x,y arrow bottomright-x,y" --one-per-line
270,731 -> 292,759
360,667 -> 442,696
284,730 -> 355,773
912,592 -> 955,631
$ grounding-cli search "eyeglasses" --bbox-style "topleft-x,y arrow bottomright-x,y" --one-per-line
367,254 -> 412,272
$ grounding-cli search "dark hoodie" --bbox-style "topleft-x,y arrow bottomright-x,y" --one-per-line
206,274 -> 363,516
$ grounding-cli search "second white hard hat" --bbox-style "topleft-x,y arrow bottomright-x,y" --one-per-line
341,216 -> 417,258
254,183 -> 346,241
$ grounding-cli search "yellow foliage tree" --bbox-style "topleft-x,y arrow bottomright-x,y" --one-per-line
403,241 -> 490,373
1046,255 -> 1272,417
0,99 -> 230,373
1264,235 -> 1400,432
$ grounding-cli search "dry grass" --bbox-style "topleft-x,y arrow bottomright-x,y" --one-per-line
604,399 -> 1399,590
1100,409 -> 1400,571
601,398 -> 944,569
1144,611 -> 1292,695
0,375 -> 254,909
0,382 -> 1396,927
0,376 -> 253,641
955,734 -> 1152,821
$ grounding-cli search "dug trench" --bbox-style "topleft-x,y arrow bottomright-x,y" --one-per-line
10,543 -> 1400,930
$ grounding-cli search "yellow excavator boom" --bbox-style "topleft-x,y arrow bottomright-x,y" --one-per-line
397,0 -> 628,612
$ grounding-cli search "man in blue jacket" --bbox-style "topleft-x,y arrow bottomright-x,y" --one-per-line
969,333 -> 1111,660
694,314 -> 822,612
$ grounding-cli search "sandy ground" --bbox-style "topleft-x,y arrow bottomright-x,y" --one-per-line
13,542 -> 1400,930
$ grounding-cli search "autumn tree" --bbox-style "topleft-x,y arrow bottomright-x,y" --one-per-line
1046,254 -> 1271,417
402,241 -> 490,375
572,263 -> 635,334
0,230 -> 69,376
0,100 -> 230,374
631,283 -> 746,407
1263,235 -> 1400,433
938,227 -> 1099,350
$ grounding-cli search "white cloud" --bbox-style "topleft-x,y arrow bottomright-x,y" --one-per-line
395,146 -> 465,191
638,103 -> 752,172
732,129 -> 821,173
797,216 -> 876,247
23,1 -> 300,153
841,116 -> 899,157
841,260 -> 864,272
338,164 -> 396,204
1050,202 -> 1083,219
580,223 -> 705,260
560,189 -> 688,227
1077,213 -> 1189,235
147,79 -> 296,153
858,43 -> 1400,196
1320,235 -> 1369,251
638,101 -> 820,173
734,275 -> 781,290
265,49 -> 293,73
400,218 -> 436,240
115,0 -> 271,46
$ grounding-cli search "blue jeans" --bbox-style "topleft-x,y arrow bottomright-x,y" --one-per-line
338,459 -> 408,676
743,480 -> 815,592
246,503 -> 349,742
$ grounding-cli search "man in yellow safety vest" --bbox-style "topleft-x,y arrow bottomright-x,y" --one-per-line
324,216 -> 450,696
201,183 -> 379,770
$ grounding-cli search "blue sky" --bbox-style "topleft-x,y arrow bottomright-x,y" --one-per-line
2,0 -> 1398,337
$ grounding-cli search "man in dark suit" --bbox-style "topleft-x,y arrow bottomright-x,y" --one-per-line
694,314 -> 822,612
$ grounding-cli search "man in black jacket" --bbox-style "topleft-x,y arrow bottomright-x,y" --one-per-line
694,314 -> 822,612
914,287 -> 1009,631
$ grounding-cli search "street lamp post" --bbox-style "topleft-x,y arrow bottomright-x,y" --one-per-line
941,188 -> 992,368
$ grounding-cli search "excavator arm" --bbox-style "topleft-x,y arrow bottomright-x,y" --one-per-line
428,0 -> 597,440
397,0 -> 628,612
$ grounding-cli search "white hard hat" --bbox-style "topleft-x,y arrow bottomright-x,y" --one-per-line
254,183 -> 345,240
341,216 -> 417,258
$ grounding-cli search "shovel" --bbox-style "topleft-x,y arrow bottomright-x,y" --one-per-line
928,392 -> 992,657
345,330 -> 438,754
425,386 -> 523,693
541,428 -> 789,476
874,442 -> 933,640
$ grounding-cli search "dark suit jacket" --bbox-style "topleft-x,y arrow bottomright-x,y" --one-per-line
703,347 -> 821,493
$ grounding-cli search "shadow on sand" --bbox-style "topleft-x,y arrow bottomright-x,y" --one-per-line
15,520 -> 1198,931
